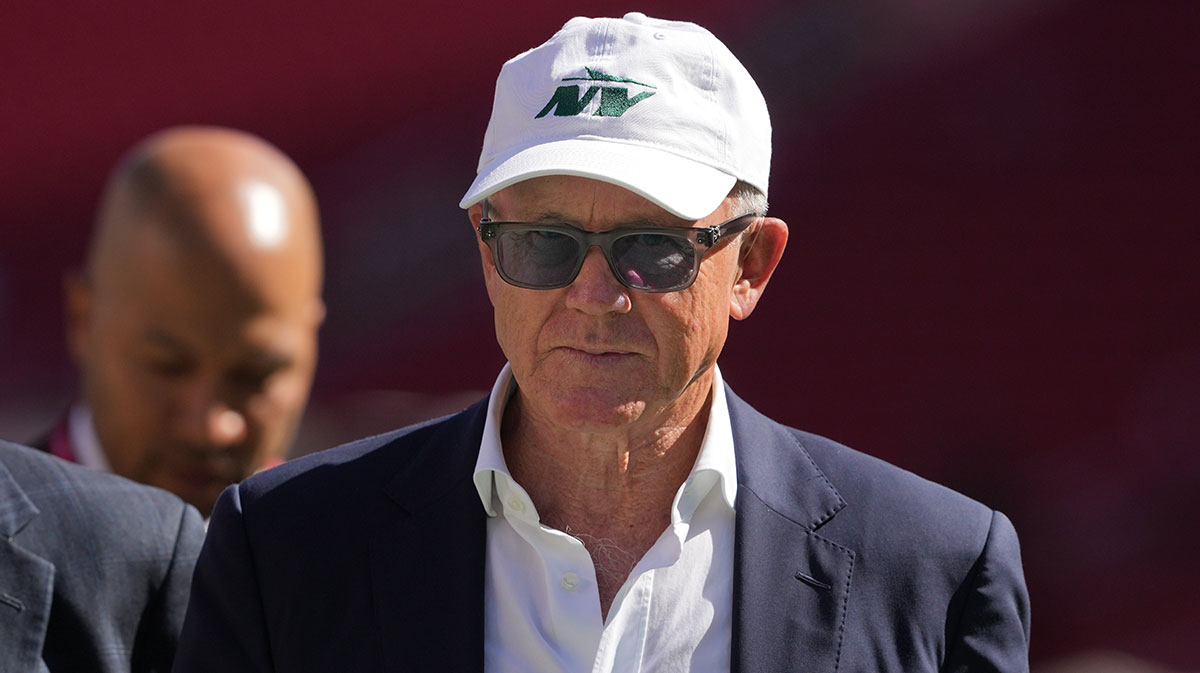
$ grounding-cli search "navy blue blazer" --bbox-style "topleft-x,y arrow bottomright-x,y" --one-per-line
175,387 -> 1030,672
0,439 -> 205,673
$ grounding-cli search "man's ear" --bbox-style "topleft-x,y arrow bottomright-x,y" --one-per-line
729,217 -> 788,321
63,270 -> 93,364
468,203 -> 500,304
309,297 -> 328,327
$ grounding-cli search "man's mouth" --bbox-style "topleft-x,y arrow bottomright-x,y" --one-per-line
558,346 -> 639,362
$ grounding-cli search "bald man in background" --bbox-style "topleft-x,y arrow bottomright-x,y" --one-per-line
41,126 -> 324,516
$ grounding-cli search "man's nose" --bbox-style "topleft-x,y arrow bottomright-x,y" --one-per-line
173,385 -> 247,449
564,247 -> 632,315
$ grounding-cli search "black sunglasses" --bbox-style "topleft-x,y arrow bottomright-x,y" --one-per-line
477,207 -> 756,293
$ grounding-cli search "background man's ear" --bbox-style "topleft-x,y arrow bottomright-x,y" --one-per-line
730,217 -> 788,321
309,297 -> 328,327
63,270 -> 92,364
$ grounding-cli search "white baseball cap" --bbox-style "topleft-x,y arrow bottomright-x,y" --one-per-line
459,12 -> 771,221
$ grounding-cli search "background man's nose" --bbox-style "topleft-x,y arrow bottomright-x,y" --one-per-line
173,383 -> 248,449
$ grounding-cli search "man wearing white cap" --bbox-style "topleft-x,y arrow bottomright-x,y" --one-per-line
176,14 -> 1030,672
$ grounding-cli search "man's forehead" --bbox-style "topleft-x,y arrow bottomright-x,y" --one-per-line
492,175 -> 691,226
94,233 -> 317,340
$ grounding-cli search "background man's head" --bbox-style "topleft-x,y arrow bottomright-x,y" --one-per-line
65,126 -> 324,515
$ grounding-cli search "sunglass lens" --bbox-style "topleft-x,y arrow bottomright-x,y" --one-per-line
611,233 -> 695,291
497,229 -> 581,287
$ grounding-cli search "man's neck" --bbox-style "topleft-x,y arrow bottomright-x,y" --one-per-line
499,376 -> 714,616
503,383 -> 711,509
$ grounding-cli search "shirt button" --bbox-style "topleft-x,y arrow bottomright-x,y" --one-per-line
561,572 -> 580,591
507,497 -> 525,513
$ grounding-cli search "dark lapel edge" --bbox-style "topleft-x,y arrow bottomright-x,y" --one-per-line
726,387 -> 856,673
0,458 -> 40,539
0,453 -> 56,671
369,399 -> 490,673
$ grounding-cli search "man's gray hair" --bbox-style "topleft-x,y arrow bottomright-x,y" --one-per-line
479,180 -> 768,221
728,180 -> 768,218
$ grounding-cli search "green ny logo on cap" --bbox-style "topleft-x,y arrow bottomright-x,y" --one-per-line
535,67 -> 657,119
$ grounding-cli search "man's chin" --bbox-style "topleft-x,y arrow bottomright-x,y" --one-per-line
152,468 -> 234,517
539,389 -> 650,430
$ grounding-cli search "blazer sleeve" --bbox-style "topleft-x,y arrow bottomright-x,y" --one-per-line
134,500 -> 206,673
173,485 -> 273,673
943,510 -> 1032,673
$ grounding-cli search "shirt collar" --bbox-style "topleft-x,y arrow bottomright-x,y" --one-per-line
69,402 -> 112,472
473,362 -> 519,517
472,363 -> 738,521
676,365 -> 738,519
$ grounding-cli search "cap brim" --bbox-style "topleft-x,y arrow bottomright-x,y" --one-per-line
459,138 -> 736,221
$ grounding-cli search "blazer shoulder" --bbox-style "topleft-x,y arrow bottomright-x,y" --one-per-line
804,427 -> 993,512
234,396 -> 489,514
2,439 -> 202,553
725,391 -> 1004,556
776,429 -> 1029,670
795,428 -> 987,510
792,426 -> 1013,581
4,438 -> 191,516
726,390 -> 992,519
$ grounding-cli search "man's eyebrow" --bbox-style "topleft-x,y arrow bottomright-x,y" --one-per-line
522,208 -> 680,228
519,208 -> 571,222
142,327 -> 188,353
242,351 -> 296,371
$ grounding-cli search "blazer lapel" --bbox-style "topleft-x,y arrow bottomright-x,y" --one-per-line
726,387 -> 855,673
362,389 -> 856,672
0,461 -> 55,673
369,401 -> 489,673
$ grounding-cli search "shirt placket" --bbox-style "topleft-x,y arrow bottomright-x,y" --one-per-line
593,569 -> 653,673
499,477 -> 605,672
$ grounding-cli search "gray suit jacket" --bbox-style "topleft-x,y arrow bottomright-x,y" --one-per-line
0,439 -> 205,673
177,387 -> 1030,671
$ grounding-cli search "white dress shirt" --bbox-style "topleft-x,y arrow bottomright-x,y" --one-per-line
68,403 -> 112,472
473,363 -> 737,673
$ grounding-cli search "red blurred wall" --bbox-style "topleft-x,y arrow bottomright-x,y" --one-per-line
2,1 -> 1197,666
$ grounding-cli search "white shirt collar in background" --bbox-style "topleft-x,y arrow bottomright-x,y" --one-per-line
69,403 -> 112,472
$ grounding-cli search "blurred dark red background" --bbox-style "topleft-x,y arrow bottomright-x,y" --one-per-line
2,1 -> 1197,667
